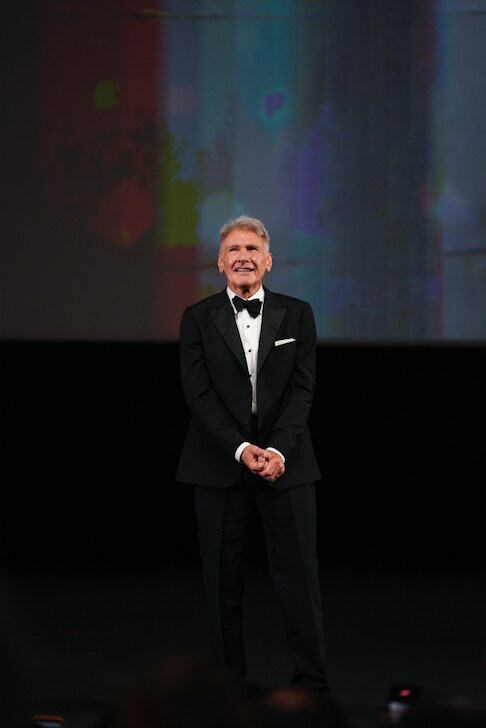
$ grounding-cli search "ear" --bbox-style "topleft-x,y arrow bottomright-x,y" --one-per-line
217,254 -> 224,273
265,252 -> 273,272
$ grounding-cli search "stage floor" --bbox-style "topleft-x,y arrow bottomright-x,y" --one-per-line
3,565 -> 484,728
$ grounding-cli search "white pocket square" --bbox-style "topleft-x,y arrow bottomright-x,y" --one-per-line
274,338 -> 296,347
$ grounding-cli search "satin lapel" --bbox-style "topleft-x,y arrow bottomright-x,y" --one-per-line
258,292 -> 286,373
210,294 -> 247,371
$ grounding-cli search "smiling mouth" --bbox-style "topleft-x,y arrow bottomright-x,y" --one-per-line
234,267 -> 254,272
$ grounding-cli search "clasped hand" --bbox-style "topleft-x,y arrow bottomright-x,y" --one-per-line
241,445 -> 285,483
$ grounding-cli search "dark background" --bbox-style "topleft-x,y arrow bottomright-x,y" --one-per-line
1,339 -> 484,575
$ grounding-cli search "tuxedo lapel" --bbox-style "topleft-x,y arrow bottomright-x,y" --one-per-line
258,290 -> 286,373
210,292 -> 247,371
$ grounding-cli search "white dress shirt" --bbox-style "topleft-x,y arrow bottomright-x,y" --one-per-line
226,287 -> 285,466
229,287 -> 263,414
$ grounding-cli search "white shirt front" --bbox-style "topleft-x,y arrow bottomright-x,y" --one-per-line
226,287 -> 285,466
229,286 -> 264,414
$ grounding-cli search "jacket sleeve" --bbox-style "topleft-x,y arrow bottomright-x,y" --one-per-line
263,301 -> 317,459
179,306 -> 250,457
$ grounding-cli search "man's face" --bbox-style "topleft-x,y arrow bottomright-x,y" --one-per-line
218,228 -> 272,297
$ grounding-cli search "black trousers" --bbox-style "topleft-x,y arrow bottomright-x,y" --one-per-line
193,478 -> 329,690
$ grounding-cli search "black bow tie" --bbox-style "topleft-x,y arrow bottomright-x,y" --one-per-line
232,296 -> 262,318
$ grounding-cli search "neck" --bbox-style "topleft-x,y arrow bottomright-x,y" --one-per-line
229,284 -> 261,299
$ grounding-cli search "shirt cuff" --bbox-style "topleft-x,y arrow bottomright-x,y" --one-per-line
267,446 -> 285,463
235,442 -> 251,463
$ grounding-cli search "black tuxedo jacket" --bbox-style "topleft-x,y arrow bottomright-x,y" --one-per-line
176,287 -> 322,489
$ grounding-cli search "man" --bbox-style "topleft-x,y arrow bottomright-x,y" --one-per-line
176,215 -> 329,692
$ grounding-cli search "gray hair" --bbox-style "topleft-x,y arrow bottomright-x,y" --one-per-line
219,215 -> 270,252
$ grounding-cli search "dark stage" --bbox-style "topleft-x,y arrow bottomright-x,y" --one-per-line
3,564 -> 484,728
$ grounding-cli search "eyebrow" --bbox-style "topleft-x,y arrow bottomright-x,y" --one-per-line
228,242 -> 260,249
